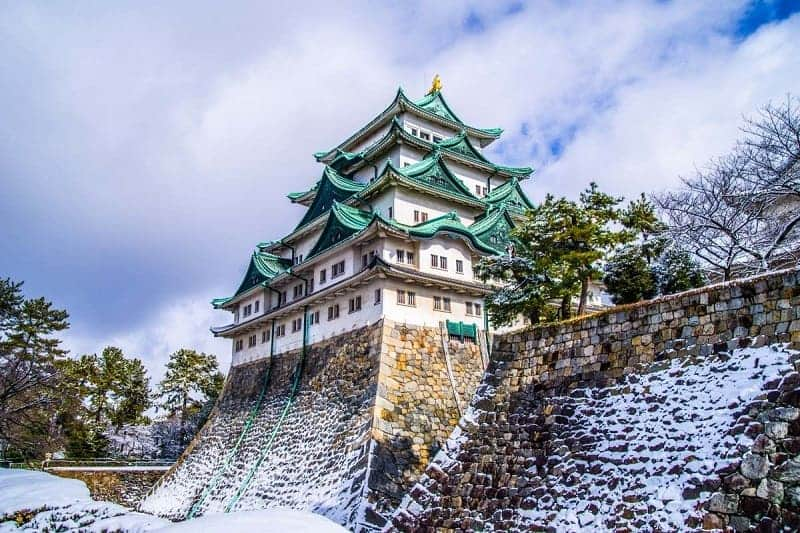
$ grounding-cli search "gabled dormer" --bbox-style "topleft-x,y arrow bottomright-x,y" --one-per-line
212,251 -> 291,309
291,167 -> 365,230
484,178 -> 535,215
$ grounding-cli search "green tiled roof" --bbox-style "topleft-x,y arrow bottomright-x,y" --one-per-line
470,205 -> 517,251
213,251 -> 291,307
314,87 -> 502,162
387,211 -> 501,255
307,201 -> 374,257
434,132 -> 533,178
294,167 -> 365,230
391,152 -> 479,201
484,178 -> 535,213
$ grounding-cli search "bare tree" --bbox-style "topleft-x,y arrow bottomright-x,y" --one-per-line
738,95 -> 800,264
657,95 -> 800,279
656,156 -> 764,280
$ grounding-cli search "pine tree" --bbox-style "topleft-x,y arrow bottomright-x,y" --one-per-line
603,245 -> 658,304
655,247 -> 706,295
479,183 -> 635,326
156,349 -> 222,445
0,278 -> 69,458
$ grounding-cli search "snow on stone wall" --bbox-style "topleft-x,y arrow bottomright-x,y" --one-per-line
392,268 -> 800,531
140,322 -> 384,528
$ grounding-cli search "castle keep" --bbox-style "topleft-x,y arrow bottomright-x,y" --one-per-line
140,79 -> 534,529
211,76 -> 535,366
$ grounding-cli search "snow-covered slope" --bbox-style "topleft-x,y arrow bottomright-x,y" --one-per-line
396,343 -> 800,531
0,469 -> 169,532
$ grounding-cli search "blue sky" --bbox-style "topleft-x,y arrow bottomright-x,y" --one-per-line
1,0 -> 799,381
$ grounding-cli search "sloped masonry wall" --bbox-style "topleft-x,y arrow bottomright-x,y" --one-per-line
139,319 -> 486,531
367,320 -> 485,525
392,268 -> 800,531
141,322 -> 384,527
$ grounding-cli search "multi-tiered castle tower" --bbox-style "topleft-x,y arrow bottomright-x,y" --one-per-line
211,76 -> 534,366
141,79 -> 536,530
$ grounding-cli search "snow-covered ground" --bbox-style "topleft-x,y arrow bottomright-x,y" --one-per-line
400,343 -> 799,531
0,469 -> 346,532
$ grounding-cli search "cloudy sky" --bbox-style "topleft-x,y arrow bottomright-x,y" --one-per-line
2,0 -> 799,381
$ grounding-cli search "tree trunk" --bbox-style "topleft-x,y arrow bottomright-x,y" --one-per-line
179,394 -> 187,445
578,277 -> 590,316
560,295 -> 570,320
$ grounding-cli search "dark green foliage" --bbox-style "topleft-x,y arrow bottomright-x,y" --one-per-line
603,245 -> 658,304
60,346 -> 151,458
478,183 -> 639,326
156,349 -> 223,446
655,247 -> 707,295
0,278 -> 69,459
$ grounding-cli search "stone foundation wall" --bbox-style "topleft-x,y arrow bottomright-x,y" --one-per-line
48,468 -> 166,507
141,321 -> 384,528
368,320 -> 486,523
392,268 -> 800,531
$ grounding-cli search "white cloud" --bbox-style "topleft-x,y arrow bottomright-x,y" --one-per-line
62,292 -> 231,385
3,1 -> 799,377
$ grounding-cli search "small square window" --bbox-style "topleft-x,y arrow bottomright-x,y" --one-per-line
421,212 -> 428,222
420,131 -> 430,141
433,135 -> 442,143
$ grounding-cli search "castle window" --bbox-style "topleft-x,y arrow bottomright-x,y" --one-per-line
276,324 -> 286,337
414,210 -> 420,223
431,254 -> 447,270
433,296 -> 442,311
407,251 -> 415,264
248,335 -> 257,348
408,291 -> 416,306
327,304 -> 340,321
388,206 -> 394,219
262,330 -> 270,343
362,253 -> 368,269
466,302 -> 473,315
430,254 -> 439,268
475,185 -> 481,196
433,135 -> 442,143
410,127 -> 418,136
443,297 -> 451,312
235,339 -> 243,352
440,257 -> 448,270
243,304 -> 252,318
331,260 -> 345,278
421,212 -> 428,222
456,260 -> 464,274
293,284 -> 303,298
309,310 -> 320,325
374,289 -> 381,304
475,303 -> 482,316
396,249 -> 405,264
420,131 -> 431,141
397,290 -> 405,305
349,296 -> 362,314
319,269 -> 326,284
292,318 -> 302,333
482,186 -> 488,196
403,162 -> 410,167
254,300 -> 260,313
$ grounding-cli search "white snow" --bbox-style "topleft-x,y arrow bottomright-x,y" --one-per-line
0,469 -> 346,532
0,469 -> 90,518
0,469 -> 169,532
156,508 -> 347,532
511,343 -> 798,531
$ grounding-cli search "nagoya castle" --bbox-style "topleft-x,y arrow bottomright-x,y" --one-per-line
140,77 -> 534,530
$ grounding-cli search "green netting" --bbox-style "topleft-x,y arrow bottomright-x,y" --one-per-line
446,320 -> 477,339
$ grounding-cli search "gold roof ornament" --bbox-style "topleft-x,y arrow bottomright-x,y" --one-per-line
426,74 -> 442,96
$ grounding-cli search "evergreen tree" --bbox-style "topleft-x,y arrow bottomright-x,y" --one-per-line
478,183 -> 635,326
603,245 -> 658,305
655,247 -> 706,295
156,349 -> 222,445
0,278 -> 69,458
60,346 -> 150,457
